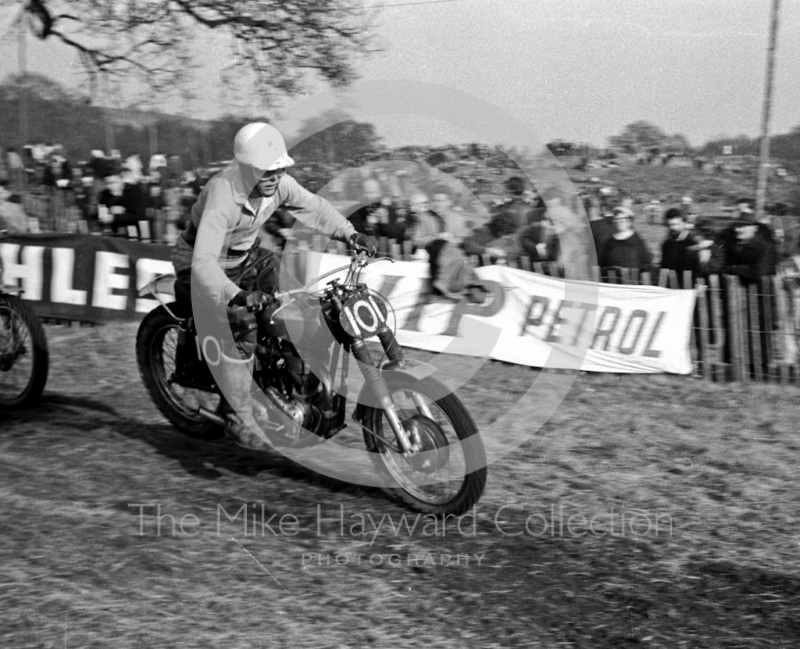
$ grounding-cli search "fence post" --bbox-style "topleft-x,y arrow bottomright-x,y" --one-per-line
708,275 -> 726,381
774,274 -> 795,384
762,276 -> 776,381
748,283 -> 763,381
668,270 -> 679,290
696,279 -> 712,381
726,275 -> 743,382
735,277 -> 751,382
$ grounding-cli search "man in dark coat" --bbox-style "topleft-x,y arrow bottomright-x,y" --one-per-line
461,210 -> 520,260
720,208 -> 779,373
660,207 -> 699,286
598,207 -> 653,281
722,209 -> 776,284
348,178 -> 408,246
489,176 -> 536,231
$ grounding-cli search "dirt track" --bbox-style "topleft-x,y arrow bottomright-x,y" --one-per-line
1,322 -> 799,648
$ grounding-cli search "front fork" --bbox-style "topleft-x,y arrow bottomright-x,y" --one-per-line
376,328 -> 435,420
350,328 -> 423,454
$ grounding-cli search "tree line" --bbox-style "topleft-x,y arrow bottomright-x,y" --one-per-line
602,120 -> 800,161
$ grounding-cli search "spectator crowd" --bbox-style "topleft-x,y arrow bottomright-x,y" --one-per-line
0,142 -> 213,242
1,140 -> 795,292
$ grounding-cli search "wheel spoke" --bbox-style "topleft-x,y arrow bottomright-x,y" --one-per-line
151,322 -> 219,420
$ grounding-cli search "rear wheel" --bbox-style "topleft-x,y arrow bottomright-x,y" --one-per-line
361,373 -> 487,516
0,295 -> 49,409
136,305 -> 223,440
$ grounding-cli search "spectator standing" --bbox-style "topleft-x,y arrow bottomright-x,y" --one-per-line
520,212 -> 558,263
690,220 -> 725,278
722,208 -> 778,373
6,148 -> 25,194
42,154 -> 73,232
406,192 -> 446,254
489,176 -> 534,231
97,175 -> 129,235
660,207 -> 699,286
146,180 -> 167,242
348,179 -> 407,245
599,207 -> 653,281
645,199 -> 662,224
431,187 -> 466,238
461,210 -> 519,261
539,186 -> 591,276
722,207 -> 776,284
681,195 -> 698,229
589,207 -> 613,265
149,152 -> 168,176
0,185 -> 30,233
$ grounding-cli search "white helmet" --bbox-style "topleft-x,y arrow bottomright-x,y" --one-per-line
233,122 -> 295,171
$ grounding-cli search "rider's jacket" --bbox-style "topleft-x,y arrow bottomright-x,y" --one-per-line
172,165 -> 355,306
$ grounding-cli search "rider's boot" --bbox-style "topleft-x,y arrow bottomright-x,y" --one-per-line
218,352 -> 273,451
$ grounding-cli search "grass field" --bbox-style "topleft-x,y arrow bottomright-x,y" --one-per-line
1,322 -> 800,648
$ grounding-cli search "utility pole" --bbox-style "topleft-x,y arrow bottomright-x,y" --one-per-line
103,76 -> 115,153
756,0 -> 781,221
17,2 -> 28,148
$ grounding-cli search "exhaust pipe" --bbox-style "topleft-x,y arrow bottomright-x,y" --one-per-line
197,407 -> 226,427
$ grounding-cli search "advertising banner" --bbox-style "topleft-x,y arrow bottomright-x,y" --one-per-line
1,237 -> 696,373
303,251 -> 696,374
0,234 -> 174,322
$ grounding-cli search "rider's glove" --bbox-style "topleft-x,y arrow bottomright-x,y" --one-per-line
349,232 -> 380,256
228,290 -> 274,311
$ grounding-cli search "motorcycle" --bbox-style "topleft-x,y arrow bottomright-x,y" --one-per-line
136,248 -> 487,515
0,231 -> 50,409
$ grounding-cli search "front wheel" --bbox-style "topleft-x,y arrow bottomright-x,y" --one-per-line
0,294 -> 49,409
361,373 -> 487,516
136,305 -> 223,440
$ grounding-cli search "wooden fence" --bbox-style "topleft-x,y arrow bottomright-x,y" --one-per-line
303,234 -> 800,385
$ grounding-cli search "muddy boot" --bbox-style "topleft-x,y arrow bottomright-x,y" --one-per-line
218,353 -> 273,451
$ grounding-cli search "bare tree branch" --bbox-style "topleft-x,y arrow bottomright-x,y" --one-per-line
19,0 -> 376,107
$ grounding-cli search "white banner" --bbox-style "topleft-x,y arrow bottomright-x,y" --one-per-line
302,252 -> 697,374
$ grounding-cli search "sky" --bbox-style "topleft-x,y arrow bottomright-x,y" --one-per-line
1,0 -> 798,149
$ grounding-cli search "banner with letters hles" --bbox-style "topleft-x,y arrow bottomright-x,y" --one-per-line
302,251 -> 697,374
0,234 -> 175,322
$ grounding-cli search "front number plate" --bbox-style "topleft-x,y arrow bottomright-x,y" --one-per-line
339,290 -> 389,339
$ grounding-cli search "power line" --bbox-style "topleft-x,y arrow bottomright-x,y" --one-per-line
376,0 -> 472,9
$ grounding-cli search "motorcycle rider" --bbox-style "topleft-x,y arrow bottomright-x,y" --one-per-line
171,122 -> 378,450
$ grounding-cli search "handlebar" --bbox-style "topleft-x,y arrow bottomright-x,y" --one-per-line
274,250 -> 394,300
